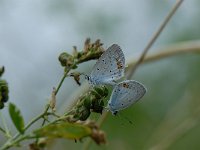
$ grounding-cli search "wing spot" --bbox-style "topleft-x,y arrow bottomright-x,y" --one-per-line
115,58 -> 123,69
122,83 -> 129,88
121,103 -> 124,106
97,68 -> 100,70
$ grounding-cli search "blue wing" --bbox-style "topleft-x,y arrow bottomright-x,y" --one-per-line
108,80 -> 146,113
89,44 -> 125,85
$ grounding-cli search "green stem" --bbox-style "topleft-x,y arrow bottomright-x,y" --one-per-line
55,71 -> 68,95
13,135 -> 36,146
0,104 -> 50,150
25,104 -> 50,132
0,111 -> 11,138
2,67 -> 71,150
41,70 -> 69,126
0,125 -> 6,134
0,113 -> 68,150
1,44 -> 79,150
1,134 -> 36,150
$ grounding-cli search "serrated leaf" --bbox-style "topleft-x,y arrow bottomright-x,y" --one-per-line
34,122 -> 92,140
9,103 -> 25,134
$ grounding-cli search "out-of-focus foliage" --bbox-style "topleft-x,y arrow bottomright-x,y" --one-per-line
0,67 -> 9,109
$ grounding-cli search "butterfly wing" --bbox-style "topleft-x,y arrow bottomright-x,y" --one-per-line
89,44 -> 125,85
108,80 -> 146,113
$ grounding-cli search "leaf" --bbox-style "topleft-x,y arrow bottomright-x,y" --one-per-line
34,122 -> 92,140
9,103 -> 25,134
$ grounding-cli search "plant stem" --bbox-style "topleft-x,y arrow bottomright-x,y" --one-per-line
41,70 -> 69,126
0,104 -> 50,150
25,105 -> 50,132
0,111 -> 11,138
55,71 -> 68,95
12,135 -> 36,146
0,125 -> 6,135
1,67 -> 72,149
128,40 -> 200,66
126,0 -> 184,79
1,134 -> 36,150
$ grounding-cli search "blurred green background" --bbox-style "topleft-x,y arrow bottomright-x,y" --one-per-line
0,0 -> 200,149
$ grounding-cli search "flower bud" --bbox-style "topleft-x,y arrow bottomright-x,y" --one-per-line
0,101 -> 4,109
58,52 -> 75,68
91,98 -> 104,114
0,80 -> 9,103
0,66 -> 4,77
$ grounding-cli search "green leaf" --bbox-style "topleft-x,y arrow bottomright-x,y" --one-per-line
9,103 -> 25,134
34,122 -> 92,140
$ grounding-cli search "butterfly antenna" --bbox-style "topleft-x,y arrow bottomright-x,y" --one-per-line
80,72 -> 90,80
118,112 -> 134,125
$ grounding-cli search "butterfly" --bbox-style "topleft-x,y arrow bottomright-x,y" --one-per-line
84,44 -> 146,115
85,44 -> 125,86
107,80 -> 147,115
